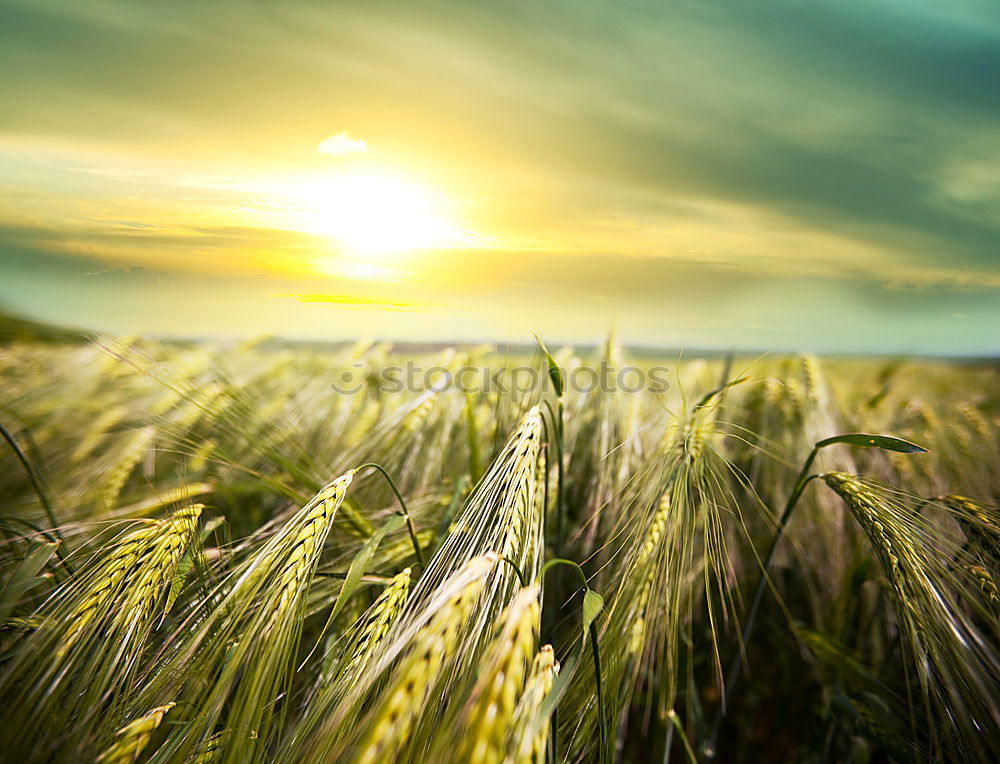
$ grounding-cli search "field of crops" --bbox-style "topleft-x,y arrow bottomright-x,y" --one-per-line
0,336 -> 997,763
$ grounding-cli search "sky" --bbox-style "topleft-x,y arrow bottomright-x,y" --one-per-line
1,0 -> 999,354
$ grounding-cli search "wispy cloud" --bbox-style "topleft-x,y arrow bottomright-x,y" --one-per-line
279,293 -> 419,310
317,132 -> 368,157
82,264 -> 174,287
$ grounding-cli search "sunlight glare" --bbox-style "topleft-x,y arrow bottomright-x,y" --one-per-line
299,172 -> 453,256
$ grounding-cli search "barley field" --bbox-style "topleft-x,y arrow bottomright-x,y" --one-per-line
1,335 -> 998,763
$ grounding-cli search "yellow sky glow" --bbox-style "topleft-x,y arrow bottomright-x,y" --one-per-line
295,171 -> 453,255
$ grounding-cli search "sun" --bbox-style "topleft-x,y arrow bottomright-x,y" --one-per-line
297,172 -> 453,256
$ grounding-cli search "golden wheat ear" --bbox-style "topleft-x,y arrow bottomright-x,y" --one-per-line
0,504 -> 202,760
438,585 -> 541,764
282,566 -> 413,756
288,553 -> 497,763
821,473 -> 1000,760
135,472 -> 354,764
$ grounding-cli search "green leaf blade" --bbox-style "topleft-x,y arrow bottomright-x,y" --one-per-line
816,433 -> 927,454
329,513 -> 405,624
533,333 -> 564,398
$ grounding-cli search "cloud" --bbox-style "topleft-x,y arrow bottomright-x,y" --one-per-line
279,293 -> 421,310
82,265 -> 174,287
317,132 -> 368,157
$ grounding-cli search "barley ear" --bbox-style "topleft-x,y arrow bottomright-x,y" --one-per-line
352,554 -> 496,764
96,703 -> 175,764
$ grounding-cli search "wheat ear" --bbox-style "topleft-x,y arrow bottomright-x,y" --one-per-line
96,703 -> 175,764
455,585 -> 540,764
353,554 -> 496,764
506,644 -> 560,764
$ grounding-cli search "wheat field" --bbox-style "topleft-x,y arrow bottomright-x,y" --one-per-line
0,335 -> 997,762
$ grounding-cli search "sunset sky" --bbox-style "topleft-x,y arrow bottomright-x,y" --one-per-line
1,0 -> 999,353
